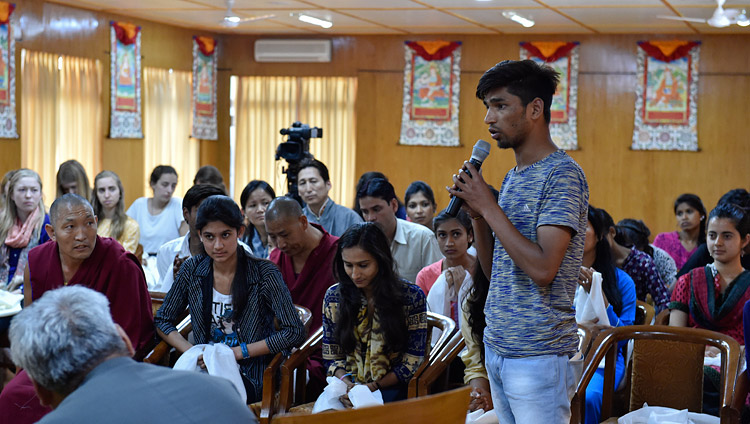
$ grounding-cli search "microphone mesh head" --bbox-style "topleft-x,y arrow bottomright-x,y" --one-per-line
470,139 -> 491,162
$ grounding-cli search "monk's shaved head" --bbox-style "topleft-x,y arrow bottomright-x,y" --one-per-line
50,194 -> 94,226
265,197 -> 303,223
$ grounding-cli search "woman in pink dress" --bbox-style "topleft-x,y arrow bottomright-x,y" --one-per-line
654,193 -> 706,272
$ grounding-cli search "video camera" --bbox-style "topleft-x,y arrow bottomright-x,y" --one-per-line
275,122 -> 323,205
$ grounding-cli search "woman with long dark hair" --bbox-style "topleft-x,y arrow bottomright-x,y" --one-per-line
654,193 -> 707,272
322,222 -> 427,403
239,180 -> 275,259
578,206 -> 636,424
404,181 -> 437,229
155,195 -> 305,403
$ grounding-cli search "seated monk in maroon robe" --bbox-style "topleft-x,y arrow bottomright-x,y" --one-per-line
0,194 -> 154,424
266,197 -> 338,392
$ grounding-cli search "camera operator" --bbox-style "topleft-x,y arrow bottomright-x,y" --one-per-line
297,159 -> 362,237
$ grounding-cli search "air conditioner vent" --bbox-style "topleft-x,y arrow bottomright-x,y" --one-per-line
254,39 -> 331,63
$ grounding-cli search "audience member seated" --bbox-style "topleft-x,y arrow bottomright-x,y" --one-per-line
616,218 -> 677,291
298,159 -> 362,237
0,194 -> 154,424
405,181 -> 437,230
240,180 -> 275,259
669,202 -> 750,415
460,261 -> 493,412
677,189 -> 750,278
578,206 -> 636,424
155,184 -> 227,293
322,223 -> 427,403
654,193 -> 707,273
417,210 -> 475,321
127,165 -> 187,256
155,195 -> 305,404
0,169 -> 17,217
91,171 -> 140,254
0,169 -> 50,292
607,219 -> 670,312
353,171 -> 406,220
193,164 -> 227,193
266,196 -> 338,389
55,159 -> 91,200
357,178 -> 442,283
9,286 -> 258,424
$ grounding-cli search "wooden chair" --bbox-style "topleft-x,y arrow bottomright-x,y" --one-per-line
577,322 -> 597,359
255,307 -> 318,423
135,243 -> 144,263
270,386 -> 471,424
635,300 -> 655,325
409,329 -> 465,397
570,325 -> 742,424
142,314 -> 192,365
407,312 -> 456,397
731,369 -> 749,421
654,308 -> 670,325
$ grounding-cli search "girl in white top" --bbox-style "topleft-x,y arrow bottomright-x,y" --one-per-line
127,165 -> 187,255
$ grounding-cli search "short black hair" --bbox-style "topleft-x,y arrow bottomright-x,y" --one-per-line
404,181 -> 436,208
149,165 -> 178,185
476,59 -> 559,123
708,202 -> 750,239
196,195 -> 244,231
298,159 -> 330,183
50,194 -> 93,226
356,178 -> 396,204
182,184 -> 226,211
240,180 -> 276,210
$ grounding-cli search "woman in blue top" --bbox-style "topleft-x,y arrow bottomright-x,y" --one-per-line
578,206 -> 636,424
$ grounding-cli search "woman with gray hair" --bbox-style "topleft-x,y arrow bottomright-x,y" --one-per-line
5,286 -> 257,424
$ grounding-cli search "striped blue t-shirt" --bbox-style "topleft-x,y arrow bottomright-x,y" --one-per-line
484,150 -> 589,358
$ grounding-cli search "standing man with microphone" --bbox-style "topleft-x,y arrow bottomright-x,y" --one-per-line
448,60 -> 589,423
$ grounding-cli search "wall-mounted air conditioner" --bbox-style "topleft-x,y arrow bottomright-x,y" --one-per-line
254,39 -> 331,63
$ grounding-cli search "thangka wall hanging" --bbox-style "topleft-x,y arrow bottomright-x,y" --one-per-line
520,41 -> 579,150
109,21 -> 143,139
191,36 -> 217,140
632,40 -> 700,151
399,41 -> 461,147
0,2 -> 17,139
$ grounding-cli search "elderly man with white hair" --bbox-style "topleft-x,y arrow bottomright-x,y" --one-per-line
7,286 -> 257,424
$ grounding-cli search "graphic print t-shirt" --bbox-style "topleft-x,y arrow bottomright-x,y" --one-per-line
211,288 -> 239,347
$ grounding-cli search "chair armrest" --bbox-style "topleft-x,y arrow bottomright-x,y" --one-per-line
277,327 -> 324,414
259,352 -> 285,424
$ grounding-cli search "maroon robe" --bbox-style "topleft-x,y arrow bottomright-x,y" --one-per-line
269,224 -> 338,332
270,224 -> 338,388
0,237 -> 154,424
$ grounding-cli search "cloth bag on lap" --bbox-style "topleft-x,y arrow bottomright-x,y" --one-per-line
173,343 -> 247,403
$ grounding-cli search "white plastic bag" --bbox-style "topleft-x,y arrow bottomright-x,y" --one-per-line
466,409 -> 498,424
312,377 -> 384,413
173,343 -> 246,403
617,403 -> 719,424
575,271 -> 610,326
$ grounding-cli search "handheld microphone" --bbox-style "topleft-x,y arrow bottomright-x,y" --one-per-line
446,139 -> 491,217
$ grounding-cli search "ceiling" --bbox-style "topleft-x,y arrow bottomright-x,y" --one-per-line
51,0 -> 750,35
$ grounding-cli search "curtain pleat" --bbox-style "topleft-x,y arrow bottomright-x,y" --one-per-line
143,68 -> 198,200
21,49 -> 102,203
233,76 -> 356,206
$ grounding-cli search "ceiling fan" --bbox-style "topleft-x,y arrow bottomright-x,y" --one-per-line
220,0 -> 275,28
658,0 -> 749,28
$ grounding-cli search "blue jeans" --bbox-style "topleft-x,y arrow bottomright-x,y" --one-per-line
485,347 -> 583,424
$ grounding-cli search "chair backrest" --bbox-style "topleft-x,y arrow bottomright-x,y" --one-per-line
577,322 -> 596,359
295,305 -> 313,335
411,330 -> 466,397
635,300 -> 655,325
149,291 -> 166,317
426,311 -> 456,359
571,325 -> 741,423
731,369 -> 749,418
654,308 -> 670,325
270,386 -> 471,424
142,314 -> 192,365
